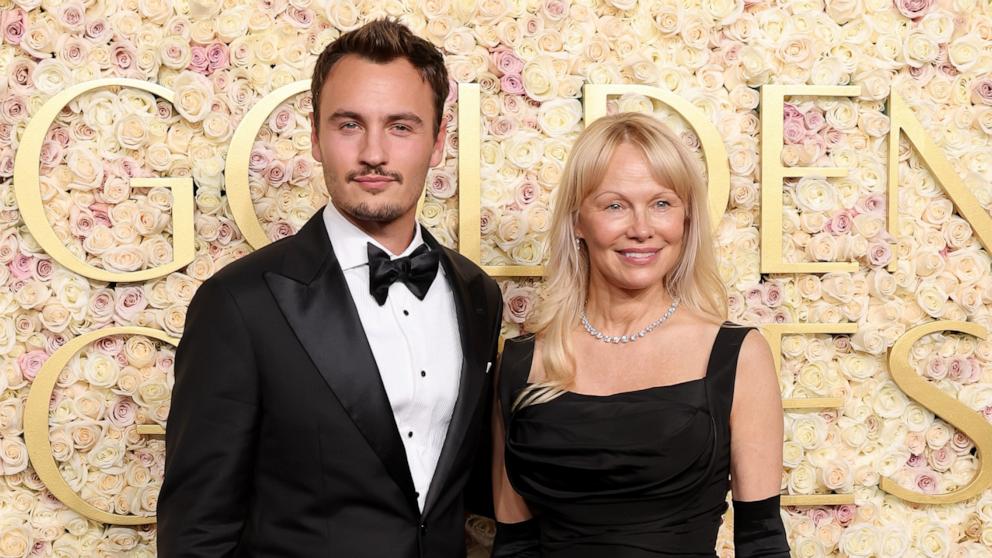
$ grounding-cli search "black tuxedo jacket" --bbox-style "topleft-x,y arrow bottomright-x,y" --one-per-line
158,208 -> 502,557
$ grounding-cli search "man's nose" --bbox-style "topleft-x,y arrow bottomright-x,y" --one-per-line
359,129 -> 387,168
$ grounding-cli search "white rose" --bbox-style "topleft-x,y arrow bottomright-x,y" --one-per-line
171,71 -> 214,123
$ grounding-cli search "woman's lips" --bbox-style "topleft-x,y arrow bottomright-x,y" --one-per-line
617,248 -> 660,264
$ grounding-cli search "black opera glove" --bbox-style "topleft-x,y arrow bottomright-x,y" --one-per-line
733,495 -> 791,557
491,519 -> 540,558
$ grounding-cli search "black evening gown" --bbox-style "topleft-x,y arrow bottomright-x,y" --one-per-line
498,325 -> 756,557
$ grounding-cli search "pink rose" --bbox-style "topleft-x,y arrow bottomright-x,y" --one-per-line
288,156 -> 313,186
427,171 -> 456,199
85,18 -> 111,42
895,0 -> 934,19
915,471 -> 938,493
8,59 -> 34,94
286,6 -> 314,27
761,282 -> 783,307
541,0 -> 569,21
503,285 -> 536,324
39,140 -> 64,167
925,356 -> 948,380
835,505 -> 855,527
263,160 -> 288,186
822,126 -> 843,147
906,453 -> 926,467
156,350 -> 175,371
111,40 -> 137,72
249,144 -> 274,173
514,181 -> 538,207
267,221 -> 296,240
492,47 -> 524,76
56,2 -> 85,31
69,206 -> 96,237
18,350 -> 48,381
206,42 -> 229,72
267,106 -> 295,134
44,332 -> 68,354
1,8 -> 25,45
972,76 -> 992,106
783,103 -> 802,120
825,211 -> 852,235
500,75 -> 525,95
94,335 -> 125,356
8,252 -> 33,280
744,286 -> 764,307
188,45 -> 209,74
804,109 -> 826,132
107,397 -> 137,427
90,203 -> 112,227
783,116 -> 806,144
216,220 -> 239,245
807,507 -> 833,526
855,194 -> 885,215
33,258 -> 53,281
115,286 -> 148,322
0,95 -> 27,123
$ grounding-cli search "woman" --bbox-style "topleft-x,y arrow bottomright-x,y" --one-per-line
491,113 -> 789,557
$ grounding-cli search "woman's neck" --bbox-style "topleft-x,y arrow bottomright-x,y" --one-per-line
583,276 -> 675,334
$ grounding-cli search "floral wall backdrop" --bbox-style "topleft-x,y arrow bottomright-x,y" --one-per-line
2,0 -> 992,555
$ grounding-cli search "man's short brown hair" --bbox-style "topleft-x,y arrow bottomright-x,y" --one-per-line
310,19 -> 449,137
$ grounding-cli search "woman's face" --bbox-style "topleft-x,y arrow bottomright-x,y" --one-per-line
575,143 -> 687,294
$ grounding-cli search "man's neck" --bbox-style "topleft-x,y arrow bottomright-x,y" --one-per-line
334,203 -> 418,256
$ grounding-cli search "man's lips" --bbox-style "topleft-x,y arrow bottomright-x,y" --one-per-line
353,175 -> 395,183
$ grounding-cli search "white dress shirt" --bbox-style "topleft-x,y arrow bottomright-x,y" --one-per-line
322,203 -> 462,511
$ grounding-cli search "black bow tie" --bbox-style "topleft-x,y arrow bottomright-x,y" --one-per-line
367,243 -> 440,306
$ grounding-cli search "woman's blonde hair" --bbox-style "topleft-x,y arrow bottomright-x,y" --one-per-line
517,112 -> 728,409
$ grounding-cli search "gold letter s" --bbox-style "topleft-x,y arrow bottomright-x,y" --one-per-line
883,321 -> 992,504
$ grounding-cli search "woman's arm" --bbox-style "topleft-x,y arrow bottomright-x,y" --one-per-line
490,370 -> 539,556
728,329 -> 790,557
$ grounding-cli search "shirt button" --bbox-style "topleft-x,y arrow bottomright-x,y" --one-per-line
402,309 -> 409,316
420,370 -> 426,378
408,431 -> 414,438
419,523 -> 427,534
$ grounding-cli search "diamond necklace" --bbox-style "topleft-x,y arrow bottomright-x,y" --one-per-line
580,298 -> 680,344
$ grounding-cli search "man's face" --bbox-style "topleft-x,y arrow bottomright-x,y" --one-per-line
311,55 -> 446,226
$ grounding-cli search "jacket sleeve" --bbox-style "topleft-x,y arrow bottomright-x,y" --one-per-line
464,278 -> 504,518
157,278 -> 260,558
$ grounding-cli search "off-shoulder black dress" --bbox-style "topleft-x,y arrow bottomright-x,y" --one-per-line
498,325 -> 776,557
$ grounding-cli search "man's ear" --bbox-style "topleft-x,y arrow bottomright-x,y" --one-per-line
310,113 -> 322,164
429,123 -> 447,167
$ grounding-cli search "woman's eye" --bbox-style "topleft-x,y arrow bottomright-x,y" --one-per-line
606,202 -> 623,210
655,200 -> 670,208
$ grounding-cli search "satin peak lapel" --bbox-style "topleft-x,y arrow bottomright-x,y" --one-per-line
422,229 -> 488,515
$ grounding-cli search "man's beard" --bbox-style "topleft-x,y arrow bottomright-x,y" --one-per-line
334,164 -> 410,223
342,200 -> 407,223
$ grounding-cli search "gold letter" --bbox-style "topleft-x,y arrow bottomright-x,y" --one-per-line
887,92 -> 992,271
882,321 -> 992,504
24,327 -> 177,524
761,323 -> 858,506
759,85 -> 860,273
225,80 -> 310,250
14,78 -> 194,283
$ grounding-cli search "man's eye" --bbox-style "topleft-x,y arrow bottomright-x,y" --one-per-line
340,122 -> 359,130
393,124 -> 412,133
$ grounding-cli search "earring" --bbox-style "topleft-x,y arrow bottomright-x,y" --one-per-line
574,237 -> 582,248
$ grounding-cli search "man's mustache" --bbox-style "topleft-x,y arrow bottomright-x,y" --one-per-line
346,166 -> 403,183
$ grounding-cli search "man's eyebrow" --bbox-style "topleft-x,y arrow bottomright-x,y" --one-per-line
328,110 -> 364,122
385,112 -> 424,125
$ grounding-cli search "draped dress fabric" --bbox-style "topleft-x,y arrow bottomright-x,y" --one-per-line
498,325 -> 753,557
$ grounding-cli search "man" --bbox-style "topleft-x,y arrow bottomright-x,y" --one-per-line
158,19 -> 503,558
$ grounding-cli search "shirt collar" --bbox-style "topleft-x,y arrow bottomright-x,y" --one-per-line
322,203 -> 425,271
